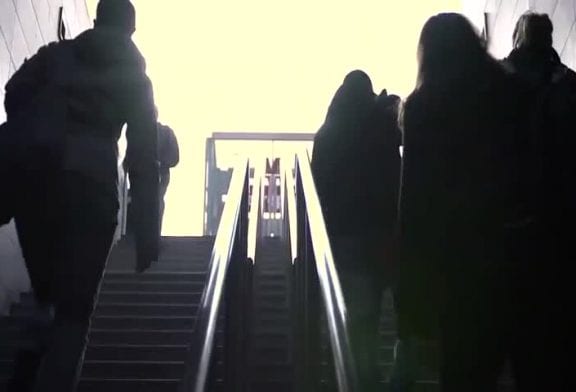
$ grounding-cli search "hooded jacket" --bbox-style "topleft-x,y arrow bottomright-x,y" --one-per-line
4,27 -> 159,259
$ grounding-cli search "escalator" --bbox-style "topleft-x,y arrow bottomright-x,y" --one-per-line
0,236 -> 214,392
78,236 -> 214,391
246,237 -> 293,392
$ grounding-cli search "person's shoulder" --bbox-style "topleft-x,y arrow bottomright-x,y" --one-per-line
376,89 -> 401,109
402,90 -> 423,116
74,28 -> 146,72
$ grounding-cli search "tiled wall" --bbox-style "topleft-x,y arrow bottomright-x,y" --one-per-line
463,0 -> 576,69
0,0 -> 91,123
0,0 -> 90,314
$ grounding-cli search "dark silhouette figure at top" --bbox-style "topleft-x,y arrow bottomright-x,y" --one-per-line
312,70 -> 401,392
2,0 -> 158,390
157,121 -> 179,237
504,12 -> 576,390
397,13 -> 549,391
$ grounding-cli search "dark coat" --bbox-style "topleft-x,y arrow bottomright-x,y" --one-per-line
505,47 -> 576,231
3,27 -> 159,261
311,91 -> 401,239
396,65 -> 534,339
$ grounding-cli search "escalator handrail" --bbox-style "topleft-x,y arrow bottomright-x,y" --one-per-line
283,160 -> 298,262
247,160 -> 264,262
179,157 -> 250,392
295,150 -> 357,392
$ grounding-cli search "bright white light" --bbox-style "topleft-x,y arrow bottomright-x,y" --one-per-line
86,0 -> 462,235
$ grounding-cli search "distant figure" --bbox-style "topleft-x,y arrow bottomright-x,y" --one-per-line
398,13 -> 542,391
157,122 -> 179,237
3,0 -> 158,391
504,12 -> 576,390
312,70 -> 401,392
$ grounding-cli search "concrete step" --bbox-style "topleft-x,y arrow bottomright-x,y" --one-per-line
86,344 -> 189,362
81,360 -> 185,379
98,292 -> 202,304
94,303 -> 198,317
247,380 -> 293,392
77,378 -> 180,392
101,281 -> 204,292
102,272 -> 206,283
91,316 -> 197,330
89,330 -> 194,346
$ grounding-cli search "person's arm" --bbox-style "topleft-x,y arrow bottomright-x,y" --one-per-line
123,60 -> 159,270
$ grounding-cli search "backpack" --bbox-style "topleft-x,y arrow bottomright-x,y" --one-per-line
0,42 -> 75,226
158,123 -> 179,169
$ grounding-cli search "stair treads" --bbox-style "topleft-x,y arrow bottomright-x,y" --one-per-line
98,292 -> 202,304
91,315 -> 197,330
94,303 -> 198,317
86,344 -> 189,362
101,281 -> 204,292
248,238 -> 294,389
82,360 -> 185,379
77,378 -> 180,392
103,272 -> 206,282
88,330 -> 194,346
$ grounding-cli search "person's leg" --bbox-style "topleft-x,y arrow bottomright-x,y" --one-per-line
508,224 -> 569,392
439,279 -> 506,392
8,172 -> 60,391
389,337 -> 419,392
32,174 -> 117,392
333,236 -> 386,392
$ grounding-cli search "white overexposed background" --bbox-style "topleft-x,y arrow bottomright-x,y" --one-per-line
86,0 -> 461,236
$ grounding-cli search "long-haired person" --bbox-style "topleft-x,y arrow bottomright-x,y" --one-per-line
312,70 -> 401,392
397,13 -> 549,391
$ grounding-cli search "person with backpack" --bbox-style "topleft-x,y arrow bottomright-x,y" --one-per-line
2,1 -> 158,390
504,12 -> 576,389
312,70 -> 401,392
157,121 -> 179,239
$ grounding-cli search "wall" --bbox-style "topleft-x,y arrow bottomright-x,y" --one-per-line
0,0 -> 91,314
463,0 -> 576,69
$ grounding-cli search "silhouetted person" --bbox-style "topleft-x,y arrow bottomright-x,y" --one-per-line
504,12 -> 576,389
312,70 -> 401,392
398,13 -> 546,392
157,121 -> 179,237
3,0 -> 158,390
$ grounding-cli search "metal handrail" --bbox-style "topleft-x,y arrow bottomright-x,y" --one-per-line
179,157 -> 250,392
283,160 -> 298,262
294,149 -> 357,392
247,160 -> 264,262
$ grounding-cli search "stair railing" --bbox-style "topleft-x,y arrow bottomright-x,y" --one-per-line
292,150 -> 358,392
282,159 -> 298,262
180,157 -> 252,392
248,159 -> 265,263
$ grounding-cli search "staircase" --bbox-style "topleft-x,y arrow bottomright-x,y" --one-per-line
247,237 -> 293,392
0,236 -> 214,392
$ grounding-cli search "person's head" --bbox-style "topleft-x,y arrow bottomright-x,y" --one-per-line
95,0 -> 136,36
326,70 -> 375,121
416,13 -> 490,89
513,12 -> 553,50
